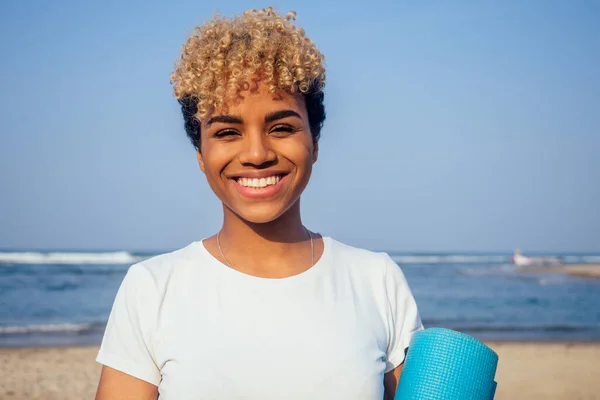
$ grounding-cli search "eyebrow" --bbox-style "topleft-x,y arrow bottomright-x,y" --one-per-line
206,110 -> 302,127
206,115 -> 244,127
264,110 -> 302,124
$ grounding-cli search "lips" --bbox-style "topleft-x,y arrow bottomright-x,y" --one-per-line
236,174 -> 283,188
229,172 -> 289,199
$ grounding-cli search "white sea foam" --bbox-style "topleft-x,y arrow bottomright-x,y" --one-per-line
391,255 -> 508,264
563,255 -> 600,264
0,322 -> 96,335
0,251 -> 144,264
392,254 -> 600,265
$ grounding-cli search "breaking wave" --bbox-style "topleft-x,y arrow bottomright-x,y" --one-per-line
392,254 -> 600,265
391,255 -> 509,264
0,251 -> 145,265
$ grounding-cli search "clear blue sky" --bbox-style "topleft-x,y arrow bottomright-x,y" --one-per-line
1,0 -> 599,252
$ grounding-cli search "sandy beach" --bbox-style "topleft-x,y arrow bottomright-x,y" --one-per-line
1,342 -> 599,399
518,264 -> 600,279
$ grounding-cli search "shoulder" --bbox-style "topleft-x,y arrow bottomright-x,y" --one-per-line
123,242 -> 205,290
326,237 -> 401,279
326,238 -> 420,327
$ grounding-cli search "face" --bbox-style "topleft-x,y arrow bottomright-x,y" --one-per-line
197,83 -> 318,224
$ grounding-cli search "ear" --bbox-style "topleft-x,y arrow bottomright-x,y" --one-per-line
312,141 -> 319,164
196,150 -> 206,173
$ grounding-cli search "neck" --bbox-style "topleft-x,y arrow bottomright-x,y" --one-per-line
215,200 -> 314,277
220,199 -> 307,246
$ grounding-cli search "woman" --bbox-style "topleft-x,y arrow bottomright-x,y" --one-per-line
96,7 -> 422,400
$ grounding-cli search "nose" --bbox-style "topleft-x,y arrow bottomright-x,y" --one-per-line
238,131 -> 277,167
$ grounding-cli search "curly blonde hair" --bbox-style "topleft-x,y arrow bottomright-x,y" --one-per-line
170,7 -> 327,148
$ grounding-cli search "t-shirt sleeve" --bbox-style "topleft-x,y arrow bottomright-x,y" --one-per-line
383,254 -> 424,373
96,263 -> 161,386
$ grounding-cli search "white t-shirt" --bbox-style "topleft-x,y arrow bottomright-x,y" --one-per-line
97,236 -> 423,399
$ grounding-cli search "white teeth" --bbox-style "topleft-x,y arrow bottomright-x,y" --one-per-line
237,175 -> 281,188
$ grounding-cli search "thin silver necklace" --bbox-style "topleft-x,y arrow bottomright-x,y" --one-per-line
216,227 -> 314,270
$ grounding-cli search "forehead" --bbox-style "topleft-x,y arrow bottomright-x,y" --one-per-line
209,85 -> 306,120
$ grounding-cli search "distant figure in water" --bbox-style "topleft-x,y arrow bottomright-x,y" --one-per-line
510,249 -> 563,267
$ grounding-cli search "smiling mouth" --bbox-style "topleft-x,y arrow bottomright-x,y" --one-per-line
234,174 -> 287,189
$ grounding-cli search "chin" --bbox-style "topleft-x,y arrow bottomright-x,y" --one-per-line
229,201 -> 294,224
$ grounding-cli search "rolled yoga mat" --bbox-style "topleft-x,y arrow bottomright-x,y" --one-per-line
395,328 -> 498,400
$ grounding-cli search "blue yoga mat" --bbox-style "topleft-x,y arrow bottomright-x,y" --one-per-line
395,328 -> 498,400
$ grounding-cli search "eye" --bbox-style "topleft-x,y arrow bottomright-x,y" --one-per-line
269,124 -> 298,137
214,129 -> 240,139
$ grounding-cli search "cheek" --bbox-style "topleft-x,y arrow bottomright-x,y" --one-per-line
281,135 -> 315,163
299,142 -> 317,168
200,146 -> 229,175
201,153 -> 229,196
284,141 -> 315,185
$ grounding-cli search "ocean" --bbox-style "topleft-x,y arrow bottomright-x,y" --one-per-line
1,248 -> 599,347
